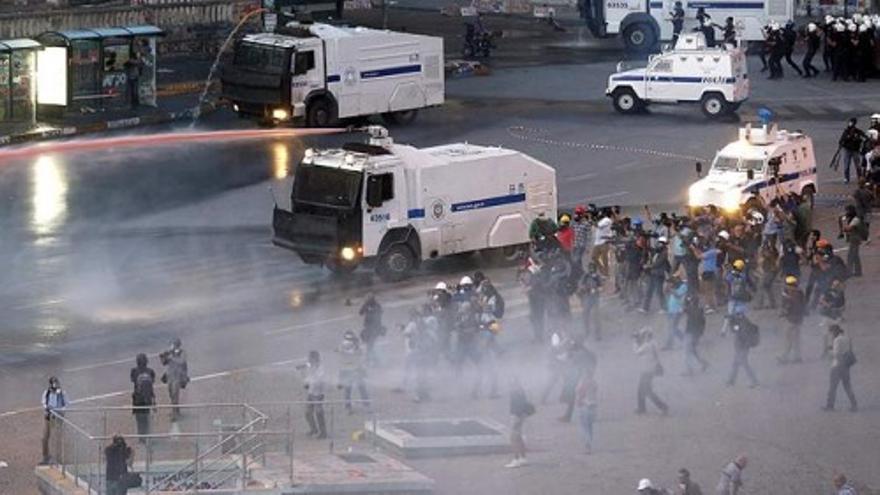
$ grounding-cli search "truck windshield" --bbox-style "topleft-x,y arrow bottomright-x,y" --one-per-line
233,43 -> 289,75
711,156 -> 765,173
293,165 -> 362,209
712,156 -> 739,170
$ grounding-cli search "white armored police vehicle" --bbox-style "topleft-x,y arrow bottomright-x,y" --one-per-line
272,127 -> 558,280
222,22 -> 444,126
688,123 -> 817,214
606,33 -> 749,118
581,0 -> 794,52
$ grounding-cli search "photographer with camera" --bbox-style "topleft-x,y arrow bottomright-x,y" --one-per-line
159,338 -> 189,421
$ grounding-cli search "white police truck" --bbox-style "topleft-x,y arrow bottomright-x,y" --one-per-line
272,127 -> 558,280
581,0 -> 794,52
606,33 -> 749,118
222,22 -> 444,126
688,123 -> 817,214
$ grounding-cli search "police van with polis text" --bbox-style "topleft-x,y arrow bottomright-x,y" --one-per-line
271,127 -> 557,280
688,123 -> 817,214
606,33 -> 748,118
221,22 -> 444,126
581,0 -> 794,52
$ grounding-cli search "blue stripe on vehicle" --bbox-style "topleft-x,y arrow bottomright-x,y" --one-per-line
451,193 -> 526,213
327,74 -> 341,83
612,76 -> 736,83
361,64 -> 422,80
408,208 -> 425,219
744,167 -> 817,193
687,1 -> 764,8
649,2 -> 663,7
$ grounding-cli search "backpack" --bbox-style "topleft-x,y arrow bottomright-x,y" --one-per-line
740,318 -> 760,348
492,291 -> 506,319
133,370 -> 154,406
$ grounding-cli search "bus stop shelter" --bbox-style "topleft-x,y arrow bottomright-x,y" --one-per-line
0,39 -> 42,126
36,25 -> 163,115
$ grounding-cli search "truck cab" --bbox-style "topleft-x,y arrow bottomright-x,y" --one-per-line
606,33 -> 749,118
688,124 -> 817,214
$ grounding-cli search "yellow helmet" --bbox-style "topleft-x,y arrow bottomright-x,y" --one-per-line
785,275 -> 798,286
559,214 -> 571,225
488,321 -> 502,334
732,259 -> 745,271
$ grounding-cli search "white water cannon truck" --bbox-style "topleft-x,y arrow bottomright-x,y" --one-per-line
688,123 -> 817,214
581,0 -> 794,52
272,127 -> 558,280
221,22 -> 445,126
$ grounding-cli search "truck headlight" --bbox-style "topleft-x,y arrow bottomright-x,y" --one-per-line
232,103 -> 240,113
340,247 -> 356,261
272,108 -> 290,121
721,190 -> 741,213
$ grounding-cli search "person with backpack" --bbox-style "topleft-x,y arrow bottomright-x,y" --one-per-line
41,376 -> 68,464
841,204 -> 865,277
823,324 -> 858,412
726,315 -> 759,388
722,260 -> 752,337
777,276 -> 806,365
505,376 -> 535,468
130,354 -> 156,439
683,295 -> 709,376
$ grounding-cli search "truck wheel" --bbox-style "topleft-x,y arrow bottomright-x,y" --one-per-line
612,88 -> 642,114
381,110 -> 419,126
623,23 -> 656,53
700,93 -> 729,119
306,98 -> 337,127
376,244 -> 415,282
483,243 -> 528,266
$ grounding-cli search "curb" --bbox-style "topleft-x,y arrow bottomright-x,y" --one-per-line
0,101 -> 222,148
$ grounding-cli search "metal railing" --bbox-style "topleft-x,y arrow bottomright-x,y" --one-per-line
46,399 -> 379,494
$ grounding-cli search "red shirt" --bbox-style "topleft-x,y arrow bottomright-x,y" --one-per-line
556,226 -> 574,252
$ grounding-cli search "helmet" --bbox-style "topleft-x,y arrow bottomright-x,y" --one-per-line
559,214 -> 571,225
859,23 -> 869,32
864,18 -> 874,28
853,12 -> 863,23
785,275 -> 798,286
657,236 -> 668,244
574,204 -> 587,215
808,22 -> 818,32
868,129 -> 878,141
434,281 -> 447,291
835,22 -> 846,32
871,113 -> 880,122
748,210 -> 765,225
718,230 -> 730,240
638,479 -> 654,490
732,259 -> 746,271
460,276 -> 473,286
770,22 -> 780,31
825,15 -> 834,24
848,23 -> 858,32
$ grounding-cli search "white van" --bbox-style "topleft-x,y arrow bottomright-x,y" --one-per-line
606,33 -> 749,118
688,124 -> 817,213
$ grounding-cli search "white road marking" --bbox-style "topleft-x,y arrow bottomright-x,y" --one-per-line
565,172 -> 598,182
64,353 -> 161,373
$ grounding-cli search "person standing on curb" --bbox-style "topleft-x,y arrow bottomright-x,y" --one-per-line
130,354 -> 156,440
301,350 -> 327,439
160,338 -> 189,422
41,376 -> 68,464
634,327 -> 668,415
505,377 -> 535,468
823,324 -> 858,412
715,455 -> 747,495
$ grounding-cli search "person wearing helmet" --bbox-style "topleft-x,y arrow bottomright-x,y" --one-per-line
870,113 -> 880,132
722,259 -> 751,337
837,118 -> 866,183
831,22 -> 849,81
766,22 -> 785,79
637,477 -> 667,494
803,22 -> 821,78
854,21 -> 873,82
670,0 -> 685,47
41,376 -> 69,464
782,20 -> 804,77
556,213 -> 574,253
338,330 -> 370,413
359,293 -> 385,367
778,275 -> 806,364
